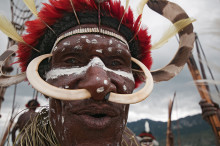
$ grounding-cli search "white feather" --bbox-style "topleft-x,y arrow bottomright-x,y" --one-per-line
145,121 -> 150,132
151,18 -> 196,50
0,15 -> 25,43
137,0 -> 149,15
23,0 -> 38,17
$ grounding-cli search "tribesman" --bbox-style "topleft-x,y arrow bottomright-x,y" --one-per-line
137,121 -> 159,146
0,0 -> 194,145
11,99 -> 40,143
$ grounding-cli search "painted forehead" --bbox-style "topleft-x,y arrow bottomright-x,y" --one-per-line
53,33 -> 130,53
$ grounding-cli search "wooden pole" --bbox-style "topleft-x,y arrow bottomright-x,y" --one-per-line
0,119 -> 14,146
166,93 -> 175,146
187,53 -> 220,144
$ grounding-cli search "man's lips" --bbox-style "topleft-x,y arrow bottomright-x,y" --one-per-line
69,104 -> 119,129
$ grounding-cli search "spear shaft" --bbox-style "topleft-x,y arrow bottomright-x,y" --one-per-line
166,92 -> 175,146
187,53 -> 220,144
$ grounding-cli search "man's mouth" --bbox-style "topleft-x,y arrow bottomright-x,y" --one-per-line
71,106 -> 119,129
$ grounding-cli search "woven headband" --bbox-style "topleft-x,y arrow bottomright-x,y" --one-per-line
51,27 -> 129,53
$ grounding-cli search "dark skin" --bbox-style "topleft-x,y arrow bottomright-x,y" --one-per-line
47,26 -> 135,145
11,107 -> 37,143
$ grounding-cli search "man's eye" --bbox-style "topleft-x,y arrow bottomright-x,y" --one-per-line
64,58 -> 79,64
111,60 -> 122,66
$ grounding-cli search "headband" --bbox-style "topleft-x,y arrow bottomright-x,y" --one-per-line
52,27 -> 128,53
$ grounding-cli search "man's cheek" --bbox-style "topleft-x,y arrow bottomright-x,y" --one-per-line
49,99 -> 64,136
108,73 -> 135,94
46,74 -> 82,89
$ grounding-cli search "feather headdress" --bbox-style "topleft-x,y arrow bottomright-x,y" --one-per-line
17,0 -> 152,75
0,0 -> 195,87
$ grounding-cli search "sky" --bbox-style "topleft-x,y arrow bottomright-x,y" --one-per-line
0,0 -> 220,138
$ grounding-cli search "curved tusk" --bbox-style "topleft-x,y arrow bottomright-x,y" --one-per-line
108,57 -> 154,104
26,54 -> 154,104
26,54 -> 91,101
147,1 -> 195,82
0,73 -> 27,87
0,45 -> 26,87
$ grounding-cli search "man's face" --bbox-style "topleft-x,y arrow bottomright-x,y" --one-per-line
47,30 -> 135,145
140,138 -> 153,146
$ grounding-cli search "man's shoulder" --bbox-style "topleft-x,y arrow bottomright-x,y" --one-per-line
122,127 -> 140,146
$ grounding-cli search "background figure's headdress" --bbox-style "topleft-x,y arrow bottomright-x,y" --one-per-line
25,99 -> 40,108
137,121 -> 159,146
0,0 -> 195,104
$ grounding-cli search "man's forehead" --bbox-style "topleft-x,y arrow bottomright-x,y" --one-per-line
55,33 -> 130,52
59,33 -> 127,45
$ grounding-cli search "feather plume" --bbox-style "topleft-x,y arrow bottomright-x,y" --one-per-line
137,0 -> 149,15
0,15 -> 25,43
69,0 -> 80,25
151,18 -> 196,50
118,0 -> 130,30
23,0 -> 57,35
129,0 -> 149,42
125,0 -> 130,10
145,121 -> 150,132
23,0 -> 38,17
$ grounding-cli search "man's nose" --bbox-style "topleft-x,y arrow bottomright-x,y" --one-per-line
77,66 -> 116,101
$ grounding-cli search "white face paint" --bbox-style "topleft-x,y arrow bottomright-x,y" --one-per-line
108,47 -> 112,52
46,57 -> 134,82
65,85 -> 69,89
104,80 -> 108,85
62,116 -> 64,124
73,45 -> 82,50
86,39 -> 91,43
117,49 -> 122,54
63,41 -> 70,46
123,85 -> 127,91
96,49 -> 102,53
76,39 -> 80,43
95,35 -> 101,37
91,39 -> 98,44
109,39 -> 113,45
81,35 -> 88,38
96,77 -> 101,81
61,48 -> 65,52
97,87 -> 104,93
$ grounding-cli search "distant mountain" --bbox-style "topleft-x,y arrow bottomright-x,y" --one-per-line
127,114 -> 216,146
